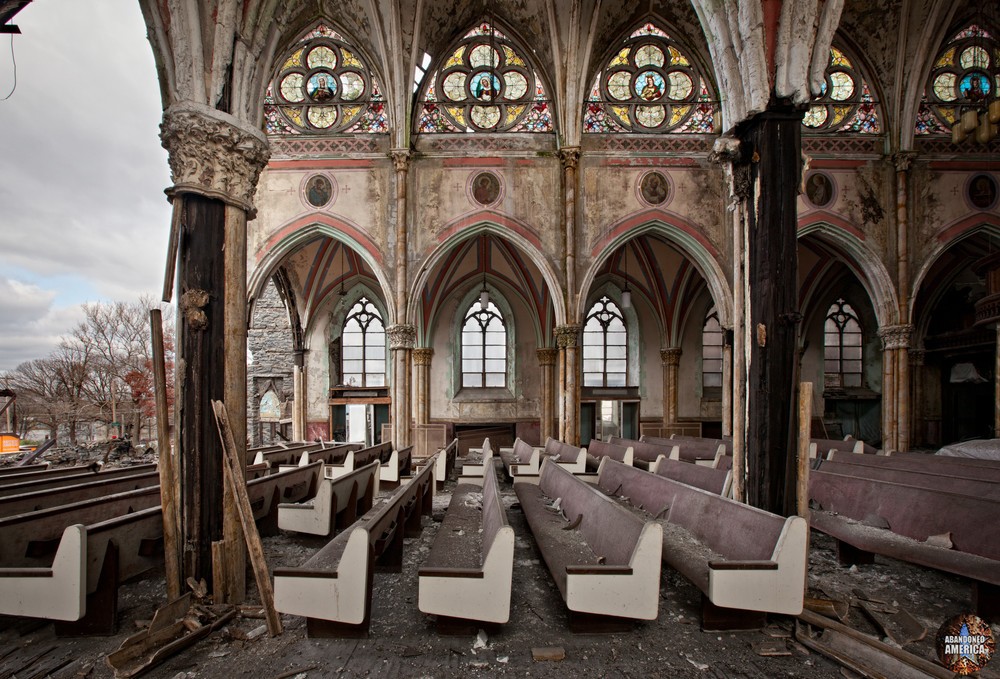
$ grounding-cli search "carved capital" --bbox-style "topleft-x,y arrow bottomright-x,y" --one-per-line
660,347 -> 682,366
386,324 -> 416,350
390,148 -> 411,173
160,103 -> 270,212
558,147 -> 580,170
536,348 -> 558,366
554,325 -> 582,348
412,347 -> 434,366
878,324 -> 913,350
892,151 -> 917,173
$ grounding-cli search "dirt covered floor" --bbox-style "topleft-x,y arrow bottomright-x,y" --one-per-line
1,457 -> 998,678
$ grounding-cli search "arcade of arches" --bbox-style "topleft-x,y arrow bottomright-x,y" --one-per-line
123,0 -> 1000,588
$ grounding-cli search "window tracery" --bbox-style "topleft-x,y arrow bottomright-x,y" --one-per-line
583,296 -> 628,388
824,299 -> 863,388
416,22 -> 553,133
916,24 -> 999,135
802,46 -> 880,134
584,22 -> 717,134
701,310 -> 723,389
341,297 -> 386,387
461,300 -> 507,387
264,24 -> 388,135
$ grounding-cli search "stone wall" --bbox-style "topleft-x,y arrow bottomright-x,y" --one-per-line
247,279 -> 295,446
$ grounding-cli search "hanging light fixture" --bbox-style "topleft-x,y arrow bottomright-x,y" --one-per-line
480,237 -> 490,308
621,242 -> 632,309
338,241 -> 347,297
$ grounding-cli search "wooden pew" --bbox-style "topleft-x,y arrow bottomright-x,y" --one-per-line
0,470 -> 161,519
459,437 -> 494,482
324,442 -> 392,480
273,452 -> 437,637
278,460 -> 379,536
498,438 -> 541,478
585,440 -> 633,473
647,436 -> 726,466
809,437 -> 866,458
379,445 -> 413,487
542,437 -> 587,473
430,439 -> 458,490
513,458 -> 662,630
0,462 -> 49,477
418,461 -> 514,628
246,461 -> 324,536
598,459 -> 806,629
826,449 -> 1000,482
0,463 -> 92,487
650,456 -> 732,496
886,449 -> 1000,469
254,442 -> 326,468
666,434 -> 734,454
0,463 -> 156,497
816,458 -> 1000,500
610,436 -> 674,471
810,470 -> 1000,617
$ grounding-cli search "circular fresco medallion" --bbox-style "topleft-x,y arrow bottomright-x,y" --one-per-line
805,172 -> 835,208
304,174 -> 333,208
471,172 -> 501,205
639,171 -> 670,206
969,174 -> 998,210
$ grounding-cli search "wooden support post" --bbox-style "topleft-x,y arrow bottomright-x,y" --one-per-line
150,309 -> 182,601
797,382 -> 813,520
212,400 -> 283,637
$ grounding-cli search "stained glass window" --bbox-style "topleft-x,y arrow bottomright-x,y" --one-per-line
416,22 -> 553,133
462,300 -> 507,387
264,24 -> 387,134
916,24 -> 999,135
342,297 -> 386,387
802,46 -> 880,134
702,309 -> 723,389
824,299 -> 863,388
584,22 -> 718,134
583,297 -> 628,388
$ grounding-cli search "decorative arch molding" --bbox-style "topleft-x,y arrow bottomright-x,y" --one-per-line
910,218 -> 1000,325
250,216 -> 395,325
582,213 -> 731,328
797,219 -> 899,328
409,220 -> 566,333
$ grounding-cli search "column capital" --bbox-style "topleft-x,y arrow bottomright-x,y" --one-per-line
390,148 -> 411,172
537,348 -> 558,366
554,324 -> 582,348
386,324 -> 416,350
412,347 -> 434,366
878,323 -> 913,350
892,150 -> 918,173
558,147 -> 580,170
908,348 -> 926,366
660,347 -> 682,366
160,102 -> 270,212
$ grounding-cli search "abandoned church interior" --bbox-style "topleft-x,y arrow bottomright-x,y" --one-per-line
1,0 -> 1000,676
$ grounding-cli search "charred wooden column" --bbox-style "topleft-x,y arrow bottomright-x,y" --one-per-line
412,348 -> 433,425
556,325 -> 581,445
660,348 -> 682,425
388,324 -> 415,448
160,104 -> 269,598
737,106 -> 803,516
537,348 -> 558,441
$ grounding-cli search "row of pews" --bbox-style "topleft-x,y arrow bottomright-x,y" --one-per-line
0,439 -> 412,634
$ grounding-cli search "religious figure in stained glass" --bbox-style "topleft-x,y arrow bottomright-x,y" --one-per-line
416,21 -> 553,133
802,46 -> 880,134
583,21 -> 717,134
264,23 -> 387,135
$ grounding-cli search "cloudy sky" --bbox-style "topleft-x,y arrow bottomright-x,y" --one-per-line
0,0 -> 171,372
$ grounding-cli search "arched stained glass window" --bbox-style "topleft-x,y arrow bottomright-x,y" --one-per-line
702,309 -> 723,389
824,299 -> 863,388
417,21 -> 553,133
462,300 -> 507,387
264,24 -> 387,134
583,297 -> 628,387
342,297 -> 386,387
584,22 -> 717,133
802,46 -> 880,133
916,24 -> 1000,135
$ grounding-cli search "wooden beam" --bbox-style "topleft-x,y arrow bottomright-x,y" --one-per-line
797,381 -> 813,520
151,309 -> 182,600
212,400 -> 283,637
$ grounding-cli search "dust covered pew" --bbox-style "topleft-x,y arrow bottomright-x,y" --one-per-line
585,440 -> 633,473
814,458 -> 1000,500
273,452 -> 437,637
514,458 -> 662,629
0,463 -> 156,497
498,438 -> 541,478
246,461 -> 324,536
379,445 -> 413,487
418,461 -> 513,628
598,458 -> 806,629
0,470 -> 160,519
324,442 -> 392,480
278,460 -> 379,536
459,437 -> 494,481
650,456 -> 732,496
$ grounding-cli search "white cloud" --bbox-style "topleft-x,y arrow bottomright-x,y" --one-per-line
0,277 -> 84,371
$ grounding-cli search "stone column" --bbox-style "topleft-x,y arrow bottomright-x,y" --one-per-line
660,348 -> 682,425
391,150 -> 411,324
412,348 -> 434,426
909,348 -> 925,447
721,329 -> 733,436
387,324 -> 415,448
537,348 -> 558,441
292,349 -> 306,442
878,324 -> 912,452
996,325 -> 1000,437
556,325 -> 582,445
559,148 -> 580,317
160,103 -> 269,600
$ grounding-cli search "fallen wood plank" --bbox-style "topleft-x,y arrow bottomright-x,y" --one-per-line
212,400 -> 282,637
858,602 -> 926,647
15,439 -> 55,467
804,596 -> 850,622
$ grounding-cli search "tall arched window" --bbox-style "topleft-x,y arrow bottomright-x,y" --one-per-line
702,309 -> 723,389
264,24 -> 387,134
341,297 -> 386,387
824,299 -> 863,388
462,300 -> 507,387
583,296 -> 627,387
802,45 -> 880,133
